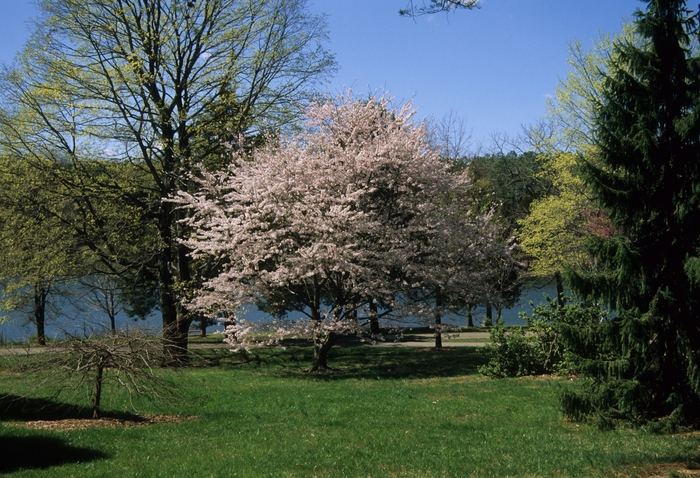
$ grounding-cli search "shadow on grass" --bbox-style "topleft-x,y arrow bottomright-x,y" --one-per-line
0,434 -> 108,473
0,393 -> 146,422
0,394 -> 115,473
320,345 -> 489,380
202,342 -> 490,380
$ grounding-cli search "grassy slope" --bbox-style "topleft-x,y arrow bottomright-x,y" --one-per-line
1,345 -> 699,477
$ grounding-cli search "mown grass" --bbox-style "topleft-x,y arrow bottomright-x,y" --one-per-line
187,333 -> 226,344
1,344 -> 699,477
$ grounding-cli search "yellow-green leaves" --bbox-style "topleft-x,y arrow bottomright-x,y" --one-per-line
517,152 -> 590,278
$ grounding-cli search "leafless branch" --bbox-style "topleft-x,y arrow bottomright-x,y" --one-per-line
400,0 -> 480,17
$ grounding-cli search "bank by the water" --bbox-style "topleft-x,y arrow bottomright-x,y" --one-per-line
0,282 -> 560,344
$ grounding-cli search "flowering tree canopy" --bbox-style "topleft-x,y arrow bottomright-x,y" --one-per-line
177,92 -> 511,370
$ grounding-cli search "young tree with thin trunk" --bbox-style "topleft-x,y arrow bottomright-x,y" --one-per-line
14,330 -> 177,419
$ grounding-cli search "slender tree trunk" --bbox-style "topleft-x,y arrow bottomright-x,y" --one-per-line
467,303 -> 474,327
92,365 -> 104,419
435,288 -> 443,350
107,289 -> 117,333
485,303 -> 493,327
369,299 -> 379,335
108,313 -> 116,334
33,283 -> 47,346
554,271 -> 565,307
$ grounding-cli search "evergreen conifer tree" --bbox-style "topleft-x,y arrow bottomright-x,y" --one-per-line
564,0 -> 700,428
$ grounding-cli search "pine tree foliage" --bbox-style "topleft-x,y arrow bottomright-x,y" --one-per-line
564,0 -> 700,428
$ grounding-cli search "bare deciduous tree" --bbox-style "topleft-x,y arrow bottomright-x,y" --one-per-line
9,331 -> 179,419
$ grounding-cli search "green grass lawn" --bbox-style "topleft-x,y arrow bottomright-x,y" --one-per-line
1,344 -> 699,477
187,333 -> 226,344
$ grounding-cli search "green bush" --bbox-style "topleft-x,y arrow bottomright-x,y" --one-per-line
479,296 -> 606,378
477,325 -> 544,377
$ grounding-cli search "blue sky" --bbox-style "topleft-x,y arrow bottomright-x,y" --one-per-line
1,0 -> 643,147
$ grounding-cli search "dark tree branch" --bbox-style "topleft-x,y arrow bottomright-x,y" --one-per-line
399,0 -> 479,17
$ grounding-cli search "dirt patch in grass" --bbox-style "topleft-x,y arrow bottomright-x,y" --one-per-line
612,462 -> 700,477
4,414 -> 196,431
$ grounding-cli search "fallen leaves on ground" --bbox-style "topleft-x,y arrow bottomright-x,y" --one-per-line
3,414 -> 196,431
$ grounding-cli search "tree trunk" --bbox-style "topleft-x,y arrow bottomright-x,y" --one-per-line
554,271 -> 565,307
158,201 -> 192,366
369,299 -> 379,335
485,303 -> 493,327
159,254 -> 183,365
434,288 -> 443,350
311,332 -> 337,372
92,365 -> 104,419
33,283 -> 47,346
467,304 -> 474,327
107,289 -> 117,333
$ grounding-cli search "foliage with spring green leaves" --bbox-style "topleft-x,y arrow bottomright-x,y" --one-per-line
479,297 -> 606,378
517,152 -> 597,284
0,154 -> 78,343
0,0 -> 336,363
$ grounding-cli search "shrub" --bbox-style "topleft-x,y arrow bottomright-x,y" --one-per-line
477,325 -> 544,378
479,296 -> 606,378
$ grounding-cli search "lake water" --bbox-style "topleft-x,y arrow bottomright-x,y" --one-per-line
0,283 -> 560,343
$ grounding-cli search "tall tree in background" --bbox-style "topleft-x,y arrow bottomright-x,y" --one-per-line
0,150 -> 161,340
0,156 -> 77,345
0,0 -> 335,362
517,152 -> 593,303
518,24 -> 639,305
462,151 -> 544,323
565,0 -> 700,427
